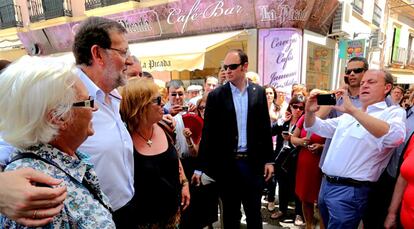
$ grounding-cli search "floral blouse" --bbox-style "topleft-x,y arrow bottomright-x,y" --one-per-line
0,144 -> 115,229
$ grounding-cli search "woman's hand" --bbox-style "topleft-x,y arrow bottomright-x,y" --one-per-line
183,128 -> 192,139
384,212 -> 397,229
307,143 -> 323,153
180,182 -> 190,211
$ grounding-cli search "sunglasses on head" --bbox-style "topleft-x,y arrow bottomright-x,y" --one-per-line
152,96 -> 162,105
291,104 -> 304,111
223,63 -> 243,70
345,67 -> 365,75
73,96 -> 94,108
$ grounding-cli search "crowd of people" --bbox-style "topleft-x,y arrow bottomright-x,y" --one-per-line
0,16 -> 414,229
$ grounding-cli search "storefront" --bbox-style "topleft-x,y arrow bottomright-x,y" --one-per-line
17,0 -> 339,92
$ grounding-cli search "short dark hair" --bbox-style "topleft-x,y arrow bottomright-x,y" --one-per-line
142,71 -> 153,79
228,49 -> 248,65
166,80 -> 184,92
348,57 -> 369,70
73,17 -> 127,66
0,60 -> 11,71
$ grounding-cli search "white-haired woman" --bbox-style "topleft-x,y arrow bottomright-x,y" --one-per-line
0,56 -> 115,228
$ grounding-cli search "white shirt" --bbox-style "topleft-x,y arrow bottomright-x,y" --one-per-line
173,113 -> 190,158
77,69 -> 134,210
306,101 -> 406,182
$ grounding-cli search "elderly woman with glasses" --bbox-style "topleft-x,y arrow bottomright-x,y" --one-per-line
0,56 -> 114,228
116,78 -> 190,228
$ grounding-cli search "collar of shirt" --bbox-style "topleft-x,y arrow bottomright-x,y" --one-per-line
366,101 -> 388,113
13,144 -> 90,183
229,80 -> 249,95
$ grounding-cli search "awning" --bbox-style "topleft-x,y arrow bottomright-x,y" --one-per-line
129,30 -> 247,72
393,73 -> 414,84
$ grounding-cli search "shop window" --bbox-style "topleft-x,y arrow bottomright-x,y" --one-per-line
391,27 -> 406,65
306,42 -> 333,91
407,35 -> 414,66
353,0 -> 363,14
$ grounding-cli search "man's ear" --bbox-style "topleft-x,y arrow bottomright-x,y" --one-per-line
91,44 -> 105,66
385,84 -> 393,95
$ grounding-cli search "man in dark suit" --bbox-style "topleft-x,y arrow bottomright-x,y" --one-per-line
192,49 -> 274,228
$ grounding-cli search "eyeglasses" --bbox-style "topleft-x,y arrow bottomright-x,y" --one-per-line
73,96 -> 94,108
152,96 -> 162,105
345,67 -> 365,75
223,63 -> 243,70
170,92 -> 184,97
291,104 -> 304,111
107,47 -> 131,58
198,105 -> 205,110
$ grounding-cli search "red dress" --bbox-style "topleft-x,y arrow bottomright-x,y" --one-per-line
295,116 -> 325,203
400,137 -> 414,228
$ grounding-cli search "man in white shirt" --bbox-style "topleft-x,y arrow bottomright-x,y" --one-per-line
72,17 -> 135,226
304,70 -> 406,228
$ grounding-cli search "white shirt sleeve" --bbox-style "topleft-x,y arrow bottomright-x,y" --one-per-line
305,116 -> 340,138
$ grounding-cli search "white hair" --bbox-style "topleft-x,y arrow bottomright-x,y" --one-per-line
0,56 -> 77,149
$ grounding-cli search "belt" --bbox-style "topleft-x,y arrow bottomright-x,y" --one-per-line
324,174 -> 373,187
235,153 -> 248,160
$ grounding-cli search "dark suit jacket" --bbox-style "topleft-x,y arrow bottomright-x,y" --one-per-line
197,82 -> 273,181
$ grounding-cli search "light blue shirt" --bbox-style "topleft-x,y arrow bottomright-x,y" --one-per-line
77,68 -> 134,211
0,136 -> 14,170
229,81 -> 249,152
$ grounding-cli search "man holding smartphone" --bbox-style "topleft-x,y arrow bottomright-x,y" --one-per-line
304,70 -> 406,228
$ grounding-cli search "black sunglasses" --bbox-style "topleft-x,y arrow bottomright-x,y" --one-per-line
223,63 -> 243,70
291,104 -> 304,111
345,67 -> 365,75
170,92 -> 184,97
152,96 -> 162,105
73,96 -> 94,108
198,105 -> 205,110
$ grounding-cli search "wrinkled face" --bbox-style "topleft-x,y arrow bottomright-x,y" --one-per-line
290,102 -> 304,118
102,30 -> 132,89
125,60 -> 142,79
204,78 -> 218,93
265,88 -> 274,103
345,61 -> 365,88
359,70 -> 391,106
67,79 -> 97,144
168,86 -> 185,106
223,52 -> 247,85
391,87 -> 404,103
147,93 -> 164,123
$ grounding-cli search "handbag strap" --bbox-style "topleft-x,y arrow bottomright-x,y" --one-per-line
9,152 -> 113,213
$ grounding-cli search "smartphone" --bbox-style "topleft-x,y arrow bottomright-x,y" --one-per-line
344,75 -> 349,84
317,93 -> 336,106
281,131 -> 291,136
182,106 -> 189,112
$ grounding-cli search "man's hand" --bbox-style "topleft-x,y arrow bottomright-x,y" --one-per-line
188,103 -> 197,113
168,105 -> 183,116
264,163 -> 274,182
0,168 -> 67,226
306,89 -> 321,113
180,183 -> 190,211
162,114 -> 176,131
191,173 -> 201,187
333,89 -> 358,115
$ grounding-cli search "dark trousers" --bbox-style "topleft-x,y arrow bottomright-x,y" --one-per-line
275,165 -> 302,216
318,177 -> 371,229
363,171 -> 403,229
218,159 -> 264,229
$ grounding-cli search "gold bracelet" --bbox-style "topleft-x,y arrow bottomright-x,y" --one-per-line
188,144 -> 194,148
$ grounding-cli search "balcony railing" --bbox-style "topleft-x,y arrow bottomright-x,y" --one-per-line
85,0 -> 139,10
407,50 -> 414,66
28,0 -> 72,23
392,47 -> 407,65
0,3 -> 23,29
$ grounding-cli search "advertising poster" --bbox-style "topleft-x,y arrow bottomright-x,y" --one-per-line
258,28 -> 302,96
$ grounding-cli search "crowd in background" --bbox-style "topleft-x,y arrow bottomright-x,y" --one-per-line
0,16 -> 414,229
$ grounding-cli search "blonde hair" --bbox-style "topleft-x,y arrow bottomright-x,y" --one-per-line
0,56 -> 77,149
120,78 -> 159,132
